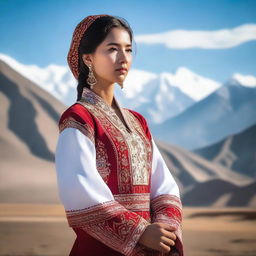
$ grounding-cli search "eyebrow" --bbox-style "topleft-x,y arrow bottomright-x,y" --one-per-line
106,42 -> 132,47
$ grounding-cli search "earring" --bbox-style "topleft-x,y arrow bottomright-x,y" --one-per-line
87,64 -> 97,89
117,81 -> 124,89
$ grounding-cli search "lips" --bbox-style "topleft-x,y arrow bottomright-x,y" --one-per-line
116,68 -> 128,72
116,69 -> 127,74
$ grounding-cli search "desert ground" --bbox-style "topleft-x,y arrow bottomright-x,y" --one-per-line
0,205 -> 255,256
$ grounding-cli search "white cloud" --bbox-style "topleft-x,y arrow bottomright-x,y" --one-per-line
134,24 -> 256,49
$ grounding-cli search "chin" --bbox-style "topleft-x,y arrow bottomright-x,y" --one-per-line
117,77 -> 126,85
116,75 -> 126,83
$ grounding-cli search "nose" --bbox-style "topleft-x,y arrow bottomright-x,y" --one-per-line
119,49 -> 129,63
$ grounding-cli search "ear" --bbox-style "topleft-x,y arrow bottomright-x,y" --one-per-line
82,54 -> 92,67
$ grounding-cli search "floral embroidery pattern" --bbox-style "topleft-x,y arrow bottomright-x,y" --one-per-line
65,200 -> 150,255
58,116 -> 95,144
95,138 -> 111,183
124,110 -> 153,186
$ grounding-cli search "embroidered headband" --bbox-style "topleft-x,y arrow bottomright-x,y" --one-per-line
67,14 -> 110,80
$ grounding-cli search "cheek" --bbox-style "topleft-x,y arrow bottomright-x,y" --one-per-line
94,54 -> 115,73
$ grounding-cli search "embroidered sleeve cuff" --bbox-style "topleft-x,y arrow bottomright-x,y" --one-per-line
151,194 -> 184,256
65,200 -> 151,256
126,217 -> 151,256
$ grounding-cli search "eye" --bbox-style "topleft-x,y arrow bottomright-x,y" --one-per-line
109,47 -> 117,52
108,47 -> 133,53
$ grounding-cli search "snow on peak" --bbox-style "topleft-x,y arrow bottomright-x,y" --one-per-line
232,73 -> 256,88
1,53 -> 255,124
122,69 -> 157,98
0,53 -> 76,104
0,53 -> 39,77
159,66 -> 221,101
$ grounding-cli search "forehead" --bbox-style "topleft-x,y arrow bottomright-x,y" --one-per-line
102,27 -> 132,47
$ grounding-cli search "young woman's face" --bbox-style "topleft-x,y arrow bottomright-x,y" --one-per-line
84,27 -> 133,87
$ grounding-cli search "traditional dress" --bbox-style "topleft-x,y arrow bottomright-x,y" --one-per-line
55,87 -> 183,256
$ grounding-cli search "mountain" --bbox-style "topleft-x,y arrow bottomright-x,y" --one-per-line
117,67 -> 221,124
0,53 -> 77,106
151,78 -> 256,150
0,54 -> 255,207
193,123 -> 256,178
0,53 -> 221,124
116,71 -> 195,124
155,137 -> 255,207
154,138 -> 252,191
0,59 -> 66,203
182,179 -> 256,207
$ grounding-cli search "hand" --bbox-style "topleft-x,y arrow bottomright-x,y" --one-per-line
138,222 -> 177,253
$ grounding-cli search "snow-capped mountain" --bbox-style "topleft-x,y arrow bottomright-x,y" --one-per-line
0,54 -> 77,105
116,71 -> 195,123
158,67 -> 221,101
232,73 -> 256,88
118,67 -> 221,123
152,77 -> 256,150
1,58 -> 254,206
0,53 -> 221,124
1,53 -> 255,143
1,53 -> 255,206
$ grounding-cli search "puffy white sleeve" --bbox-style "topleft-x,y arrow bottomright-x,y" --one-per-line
150,136 -> 184,256
150,137 -> 180,200
55,127 -> 150,256
55,127 -> 114,209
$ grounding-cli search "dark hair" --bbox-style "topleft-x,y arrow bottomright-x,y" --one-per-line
76,15 -> 136,101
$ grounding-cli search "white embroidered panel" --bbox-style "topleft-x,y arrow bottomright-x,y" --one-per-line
125,132 -> 149,185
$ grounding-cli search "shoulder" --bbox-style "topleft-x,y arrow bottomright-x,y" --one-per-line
58,103 -> 95,142
59,103 -> 93,126
125,109 -> 152,140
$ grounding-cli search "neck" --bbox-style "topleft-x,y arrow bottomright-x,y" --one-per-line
91,83 -> 115,107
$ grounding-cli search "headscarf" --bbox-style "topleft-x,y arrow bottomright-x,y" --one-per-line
67,14 -> 110,80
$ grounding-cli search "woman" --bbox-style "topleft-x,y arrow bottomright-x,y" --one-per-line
55,14 -> 183,256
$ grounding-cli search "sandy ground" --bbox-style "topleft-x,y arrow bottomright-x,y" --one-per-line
0,205 -> 255,256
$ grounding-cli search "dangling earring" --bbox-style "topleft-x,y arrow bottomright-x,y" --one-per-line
87,64 -> 97,89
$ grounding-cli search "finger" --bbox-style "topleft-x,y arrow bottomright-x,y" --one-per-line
159,241 -> 171,253
161,236 -> 175,247
162,229 -> 177,241
162,223 -> 177,232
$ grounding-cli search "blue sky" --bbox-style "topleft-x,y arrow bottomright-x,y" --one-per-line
0,0 -> 256,83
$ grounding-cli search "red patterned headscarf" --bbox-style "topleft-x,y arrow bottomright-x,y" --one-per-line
67,14 -> 110,80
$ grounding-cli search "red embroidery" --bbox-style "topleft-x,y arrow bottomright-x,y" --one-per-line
57,88 -> 183,255
96,138 -> 111,183
66,200 -> 150,255
59,116 -> 95,144
67,15 -> 109,79
77,87 -> 152,193
114,193 -> 150,212
151,194 -> 183,256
